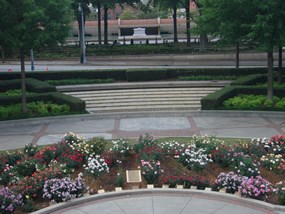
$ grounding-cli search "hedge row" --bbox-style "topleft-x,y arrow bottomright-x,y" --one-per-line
0,67 -> 277,82
0,69 -> 126,81
0,92 -> 85,112
0,78 -> 56,93
201,86 -> 285,110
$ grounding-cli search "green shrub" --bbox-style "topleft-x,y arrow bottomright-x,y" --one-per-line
201,86 -> 285,110
85,137 -> 108,155
223,95 -> 285,111
0,101 -> 71,120
13,159 -> 37,177
0,78 -> 56,93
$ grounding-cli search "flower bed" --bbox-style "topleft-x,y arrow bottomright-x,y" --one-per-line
0,133 -> 285,213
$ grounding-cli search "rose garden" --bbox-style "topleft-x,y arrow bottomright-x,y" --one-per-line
1,132 -> 285,213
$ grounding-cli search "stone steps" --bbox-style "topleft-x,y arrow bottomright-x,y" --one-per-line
64,87 -> 221,114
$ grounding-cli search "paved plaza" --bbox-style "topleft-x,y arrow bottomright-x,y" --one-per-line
0,111 -> 284,151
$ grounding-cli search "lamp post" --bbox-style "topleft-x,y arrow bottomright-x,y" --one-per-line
78,2 -> 86,64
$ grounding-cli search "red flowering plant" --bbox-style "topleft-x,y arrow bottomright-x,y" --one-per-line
102,151 -> 122,168
13,164 -> 63,200
34,145 -> 58,165
35,142 -> 85,170
139,145 -> 163,161
211,144 -> 232,167
56,143 -> 85,170
160,175 -> 210,189
133,134 -> 158,154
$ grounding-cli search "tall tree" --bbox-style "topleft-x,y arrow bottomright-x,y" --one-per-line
197,0 -> 285,100
180,0 -> 191,46
192,0 -> 208,52
0,0 -> 72,113
154,0 -> 180,42
195,0 -> 255,67
249,0 -> 285,100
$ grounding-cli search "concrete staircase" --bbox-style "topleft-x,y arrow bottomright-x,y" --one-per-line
62,83 -> 225,114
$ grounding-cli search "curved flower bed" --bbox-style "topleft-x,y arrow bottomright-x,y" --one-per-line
0,133 -> 285,213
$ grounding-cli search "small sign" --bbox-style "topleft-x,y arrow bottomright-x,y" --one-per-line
126,170 -> 142,183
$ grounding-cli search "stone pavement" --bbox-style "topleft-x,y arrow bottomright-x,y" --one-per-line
0,111 -> 285,151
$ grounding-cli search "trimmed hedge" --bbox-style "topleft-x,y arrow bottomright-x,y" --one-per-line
167,67 -> 269,78
0,92 -> 85,112
126,68 -> 168,81
231,74 -> 267,86
201,86 -> 285,110
0,78 -> 56,93
0,67 -> 278,82
0,69 -> 127,81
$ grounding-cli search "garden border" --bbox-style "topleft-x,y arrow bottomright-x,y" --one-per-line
32,189 -> 285,214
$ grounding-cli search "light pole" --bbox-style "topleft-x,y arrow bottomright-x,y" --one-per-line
78,2 -> 86,64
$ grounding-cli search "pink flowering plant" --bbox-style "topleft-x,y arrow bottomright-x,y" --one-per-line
42,173 -> 86,203
0,187 -> 23,213
214,172 -> 243,194
140,159 -> 163,184
0,165 -> 18,186
239,176 -> 272,201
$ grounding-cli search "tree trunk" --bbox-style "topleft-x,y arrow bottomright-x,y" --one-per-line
20,48 -> 27,113
185,0 -> 191,46
97,3 -> 102,45
173,5 -> 178,43
1,46 -> 4,63
199,34 -> 207,52
267,51 -> 274,101
278,46 -> 283,84
235,42 -> 240,68
103,5 -> 108,45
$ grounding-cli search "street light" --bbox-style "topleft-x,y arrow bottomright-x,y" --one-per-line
78,2 -> 87,64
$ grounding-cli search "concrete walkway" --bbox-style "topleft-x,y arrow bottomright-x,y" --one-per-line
0,111 -> 285,151
33,189 -> 285,214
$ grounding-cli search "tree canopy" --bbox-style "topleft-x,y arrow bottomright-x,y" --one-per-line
0,0 -> 72,51
196,0 -> 285,100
